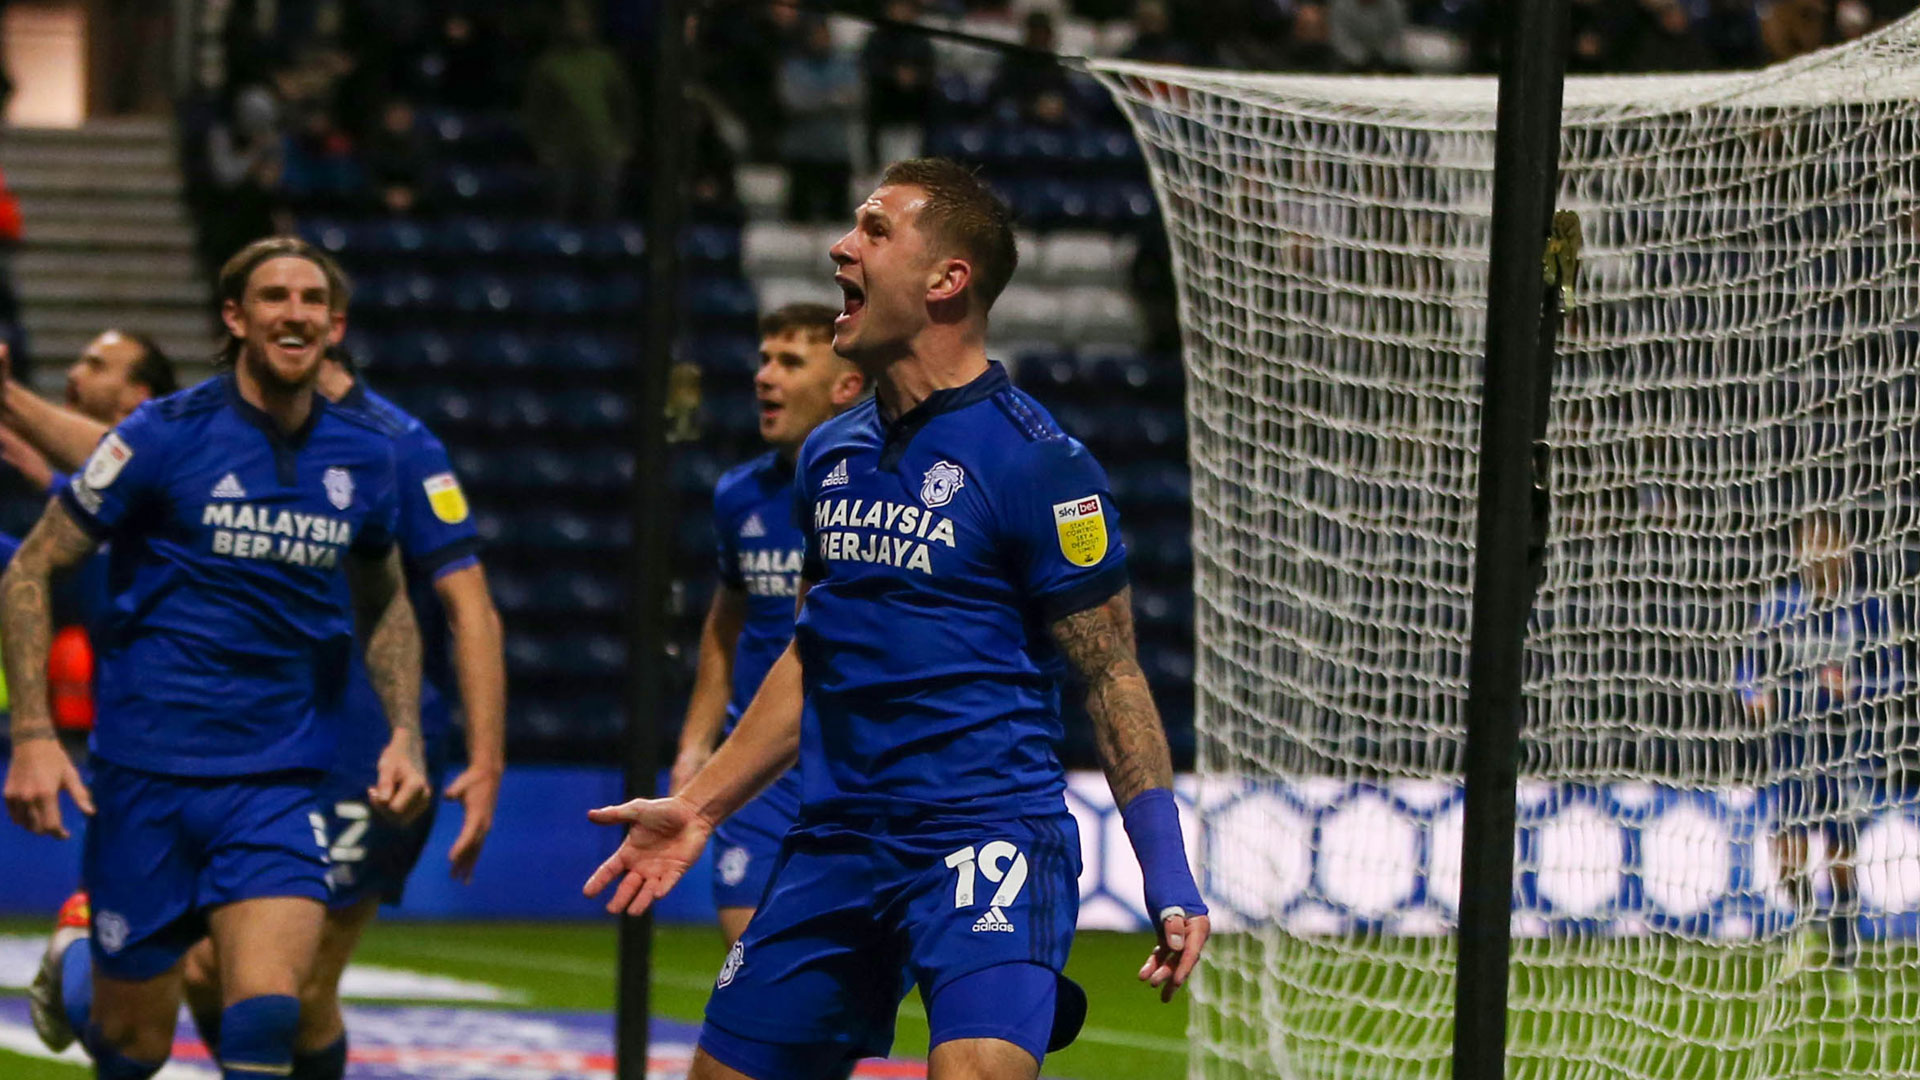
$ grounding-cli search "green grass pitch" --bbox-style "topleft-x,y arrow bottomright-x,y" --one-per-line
0,920 -> 1186,1079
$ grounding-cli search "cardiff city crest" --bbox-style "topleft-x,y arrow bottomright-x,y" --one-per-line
920,460 -> 965,508
324,467 -> 354,510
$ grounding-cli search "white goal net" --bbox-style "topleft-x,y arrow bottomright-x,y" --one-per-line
1092,18 -> 1920,1080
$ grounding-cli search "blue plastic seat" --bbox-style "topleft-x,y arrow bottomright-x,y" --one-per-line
450,273 -> 518,313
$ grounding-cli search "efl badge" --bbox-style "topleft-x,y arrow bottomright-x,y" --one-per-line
324,467 -> 354,510
920,460 -> 965,508
82,433 -> 133,490
1052,495 -> 1108,567
423,472 -> 470,524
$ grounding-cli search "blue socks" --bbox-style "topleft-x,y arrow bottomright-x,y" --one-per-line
218,994 -> 300,1080
292,1035 -> 348,1080
59,937 -> 92,1042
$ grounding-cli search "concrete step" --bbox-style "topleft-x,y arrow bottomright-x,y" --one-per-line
17,249 -> 201,283
6,167 -> 181,198
24,305 -> 210,339
0,141 -> 177,173
20,277 -> 207,305
21,218 -> 196,250
9,118 -> 173,145
17,193 -> 191,226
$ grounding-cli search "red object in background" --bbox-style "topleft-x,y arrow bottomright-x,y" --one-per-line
49,624 -> 93,731
0,165 -> 22,244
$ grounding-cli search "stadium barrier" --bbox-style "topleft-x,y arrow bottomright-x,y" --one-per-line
5,767 -> 1917,936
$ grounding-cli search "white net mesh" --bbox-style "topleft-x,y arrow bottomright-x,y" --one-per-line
1091,18 -> 1920,1080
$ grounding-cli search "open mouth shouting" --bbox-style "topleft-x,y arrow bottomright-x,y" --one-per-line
835,275 -> 866,329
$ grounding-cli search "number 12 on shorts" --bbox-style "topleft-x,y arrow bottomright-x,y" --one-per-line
945,842 -> 1029,909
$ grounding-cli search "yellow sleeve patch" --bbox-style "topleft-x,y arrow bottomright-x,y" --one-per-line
423,472 -> 470,525
1052,495 -> 1109,567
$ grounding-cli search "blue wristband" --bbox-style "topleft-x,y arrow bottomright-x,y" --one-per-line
1120,788 -> 1207,925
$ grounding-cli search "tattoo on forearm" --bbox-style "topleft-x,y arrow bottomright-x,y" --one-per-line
2,504 -> 95,744
1050,587 -> 1174,808
358,551 -> 423,756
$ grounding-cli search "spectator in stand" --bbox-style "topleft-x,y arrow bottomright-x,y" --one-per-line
704,0 -> 804,161
777,17 -> 861,222
862,0 -> 937,167
1122,1 -> 1203,65
281,104 -> 366,208
1763,0 -> 1830,61
988,12 -> 1078,127
524,2 -> 637,223
1627,0 -> 1716,71
1700,0 -> 1766,68
0,165 -> 21,369
1281,2 -> 1340,71
364,98 -> 431,219
410,11 -> 513,111
203,85 -> 286,274
1328,0 -> 1409,73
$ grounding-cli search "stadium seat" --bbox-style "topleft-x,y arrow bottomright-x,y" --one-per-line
469,331 -> 535,372
687,277 -> 758,324
450,272 -> 518,314
742,223 -> 838,277
683,225 -> 742,269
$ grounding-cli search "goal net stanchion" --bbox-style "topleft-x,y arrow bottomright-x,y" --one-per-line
1090,16 -> 1920,1080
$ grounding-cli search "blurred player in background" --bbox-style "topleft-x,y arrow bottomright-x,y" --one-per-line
586,158 -> 1209,1080
1740,509 -> 1904,992
0,330 -> 178,492
672,302 -> 866,948
15,238 -> 507,1080
1,238 -> 431,1080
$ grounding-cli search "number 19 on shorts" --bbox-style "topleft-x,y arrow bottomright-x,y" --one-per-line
946,842 -> 1029,932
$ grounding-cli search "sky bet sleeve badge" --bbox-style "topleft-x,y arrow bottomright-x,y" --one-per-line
423,472 -> 470,524
1052,495 -> 1108,567
83,432 -> 133,489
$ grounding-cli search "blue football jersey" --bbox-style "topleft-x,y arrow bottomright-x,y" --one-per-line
713,451 -> 807,726
791,361 -> 1128,821
60,373 -> 401,778
330,381 -> 483,773
1739,580 -> 1904,719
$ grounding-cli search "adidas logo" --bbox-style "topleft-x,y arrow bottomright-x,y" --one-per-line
822,459 -> 849,489
971,907 -> 1015,933
739,513 -> 767,539
211,473 -> 247,499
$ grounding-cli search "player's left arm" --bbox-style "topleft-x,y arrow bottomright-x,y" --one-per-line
0,499 -> 97,838
349,545 -> 431,823
1051,588 -> 1210,1002
434,561 -> 507,882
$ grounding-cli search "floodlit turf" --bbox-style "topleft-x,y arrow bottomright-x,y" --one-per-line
0,919 -> 1186,1079
10,920 -> 1920,1078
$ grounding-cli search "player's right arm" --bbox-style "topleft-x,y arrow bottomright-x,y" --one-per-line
0,499 -> 97,838
670,585 -> 748,793
584,585 -> 806,916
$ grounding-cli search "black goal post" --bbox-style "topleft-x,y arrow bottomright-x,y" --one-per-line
1453,3 -> 1574,1080
621,0 -> 694,1075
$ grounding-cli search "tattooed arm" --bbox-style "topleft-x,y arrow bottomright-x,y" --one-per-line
0,499 -> 98,837
1050,585 -> 1209,1001
1050,586 -> 1174,807
348,546 -> 430,822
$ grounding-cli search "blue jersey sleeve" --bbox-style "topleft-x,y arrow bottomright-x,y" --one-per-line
351,443 -> 402,558
1004,436 -> 1129,622
715,485 -> 745,589
60,404 -> 169,538
796,449 -> 825,583
393,425 -> 481,579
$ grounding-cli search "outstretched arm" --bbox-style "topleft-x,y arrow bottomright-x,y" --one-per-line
1051,586 -> 1209,1002
435,562 -> 507,882
349,547 -> 430,823
0,499 -> 97,837
584,583 -> 807,916
0,344 -> 111,471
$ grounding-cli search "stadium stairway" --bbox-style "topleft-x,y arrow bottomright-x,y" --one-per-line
0,118 -> 211,384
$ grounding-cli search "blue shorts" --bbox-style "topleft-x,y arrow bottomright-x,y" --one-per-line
84,759 -> 331,980
701,812 -> 1080,1065
711,772 -> 801,910
314,754 -> 445,911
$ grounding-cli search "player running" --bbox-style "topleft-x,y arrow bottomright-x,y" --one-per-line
673,302 -> 866,948
1740,510 -> 1903,993
1,239 -> 432,1080
14,239 -> 507,1080
586,158 -> 1209,1080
